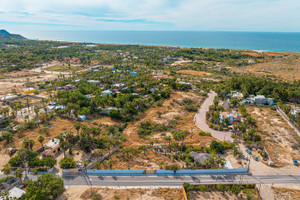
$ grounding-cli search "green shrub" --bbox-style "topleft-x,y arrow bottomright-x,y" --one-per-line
59,157 -> 76,169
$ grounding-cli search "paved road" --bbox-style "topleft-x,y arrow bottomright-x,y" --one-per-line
62,174 -> 300,186
1,174 -> 299,186
194,91 -> 234,142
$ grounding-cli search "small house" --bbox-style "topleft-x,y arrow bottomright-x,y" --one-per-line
251,95 -> 274,105
62,84 -> 77,90
42,138 -> 60,158
23,87 -> 35,94
102,90 -> 114,96
230,91 -> 244,100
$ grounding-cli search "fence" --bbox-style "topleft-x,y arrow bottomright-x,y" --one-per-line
63,168 -> 249,176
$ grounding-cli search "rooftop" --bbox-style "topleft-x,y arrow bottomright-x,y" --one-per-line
44,138 -> 60,149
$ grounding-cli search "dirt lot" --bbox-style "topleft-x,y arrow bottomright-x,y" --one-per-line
272,186 -> 300,200
171,59 -> 192,66
247,106 -> 300,167
123,91 -> 214,149
189,190 -> 258,200
78,187 -> 184,200
0,116 -> 120,169
177,70 -> 210,76
103,149 -> 184,170
44,65 -> 84,72
233,54 -> 300,81
58,186 -> 185,200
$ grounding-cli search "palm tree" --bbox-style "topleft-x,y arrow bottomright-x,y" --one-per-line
1,164 -> 12,176
94,149 -> 104,160
83,160 -> 89,174
38,135 -> 45,150
173,131 -> 188,154
74,122 -> 81,135
164,136 -> 172,153
34,105 -> 40,127
26,98 -> 31,114
14,168 -> 23,183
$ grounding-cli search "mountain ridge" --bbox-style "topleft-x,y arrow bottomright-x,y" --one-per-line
0,29 -> 26,40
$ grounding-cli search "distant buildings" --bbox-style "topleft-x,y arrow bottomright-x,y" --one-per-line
229,91 -> 244,100
242,95 -> 274,105
220,111 -> 241,125
62,84 -> 77,90
0,93 -> 18,101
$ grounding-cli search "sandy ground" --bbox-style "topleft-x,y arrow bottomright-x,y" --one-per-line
0,116 -> 120,169
0,62 -> 72,95
272,185 -> 300,200
177,70 -> 211,76
189,190 -> 257,200
247,106 -> 300,167
57,186 -> 184,200
123,91 -> 214,149
103,149 -> 185,170
171,59 -> 192,66
233,54 -> 300,81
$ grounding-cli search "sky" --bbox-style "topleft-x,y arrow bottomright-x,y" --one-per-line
1,0 -> 300,32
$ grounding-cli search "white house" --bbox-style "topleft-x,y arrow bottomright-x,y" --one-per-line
290,109 -> 300,116
230,91 -> 244,100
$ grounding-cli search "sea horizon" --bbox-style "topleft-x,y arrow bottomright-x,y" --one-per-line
19,30 -> 300,53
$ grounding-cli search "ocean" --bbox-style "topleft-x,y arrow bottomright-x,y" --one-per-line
21,31 -> 300,52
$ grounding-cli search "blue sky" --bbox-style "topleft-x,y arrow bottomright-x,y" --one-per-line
1,0 -> 300,32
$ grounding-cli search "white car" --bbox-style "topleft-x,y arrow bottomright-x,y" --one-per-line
243,155 -> 248,160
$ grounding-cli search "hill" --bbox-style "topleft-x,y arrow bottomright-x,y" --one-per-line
0,29 -> 26,40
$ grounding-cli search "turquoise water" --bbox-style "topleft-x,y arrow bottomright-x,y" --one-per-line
22,31 -> 300,52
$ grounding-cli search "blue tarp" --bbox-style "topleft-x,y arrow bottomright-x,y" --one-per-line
130,72 -> 137,75
78,115 -> 86,121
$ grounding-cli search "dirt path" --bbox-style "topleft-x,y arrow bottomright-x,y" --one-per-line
194,91 -> 234,142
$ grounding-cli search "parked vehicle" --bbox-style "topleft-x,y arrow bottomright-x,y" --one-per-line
293,159 -> 299,166
252,155 -> 258,161
243,155 -> 248,160
246,149 -> 252,155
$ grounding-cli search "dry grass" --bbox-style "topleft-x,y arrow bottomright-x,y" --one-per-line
0,116 -> 120,168
189,190 -> 256,200
103,149 -> 184,170
80,188 -> 184,200
177,70 -> 210,76
272,187 -> 300,200
247,106 -> 300,166
123,91 -> 214,149
234,53 -> 300,81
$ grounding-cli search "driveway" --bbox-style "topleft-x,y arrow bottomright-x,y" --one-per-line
194,91 -> 234,142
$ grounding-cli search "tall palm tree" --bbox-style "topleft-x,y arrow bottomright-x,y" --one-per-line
38,135 -> 45,150
74,122 -> 81,135
34,105 -> 40,127
164,136 -> 172,153
14,168 -> 24,183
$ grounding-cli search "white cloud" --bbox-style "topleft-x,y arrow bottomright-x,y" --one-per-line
0,0 -> 300,31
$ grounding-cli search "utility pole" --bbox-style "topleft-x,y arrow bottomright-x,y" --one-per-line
273,149 -> 279,165
247,156 -> 251,172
